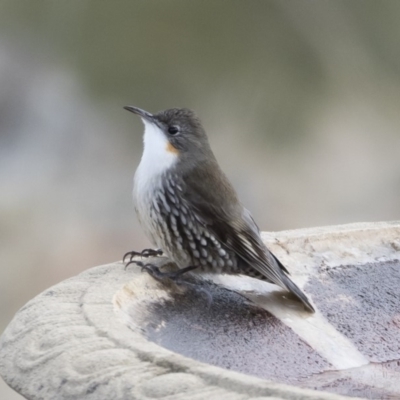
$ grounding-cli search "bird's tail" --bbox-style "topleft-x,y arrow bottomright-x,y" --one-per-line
281,273 -> 315,313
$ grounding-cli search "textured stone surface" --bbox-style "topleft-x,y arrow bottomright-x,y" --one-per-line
307,261 -> 400,362
119,271 -> 332,384
1,221 -> 400,400
0,263 -> 346,400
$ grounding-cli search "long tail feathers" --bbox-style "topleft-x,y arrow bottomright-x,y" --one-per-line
281,274 -> 315,313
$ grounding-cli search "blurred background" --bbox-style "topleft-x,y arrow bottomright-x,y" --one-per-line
1,1 -> 400,397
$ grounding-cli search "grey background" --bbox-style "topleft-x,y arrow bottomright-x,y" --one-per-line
1,1 -> 400,398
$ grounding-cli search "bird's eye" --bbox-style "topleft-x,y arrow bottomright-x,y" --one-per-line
168,126 -> 179,135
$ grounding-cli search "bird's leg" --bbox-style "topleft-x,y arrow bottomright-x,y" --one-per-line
123,248 -> 163,267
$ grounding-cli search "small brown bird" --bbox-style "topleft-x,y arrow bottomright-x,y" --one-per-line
123,106 -> 314,312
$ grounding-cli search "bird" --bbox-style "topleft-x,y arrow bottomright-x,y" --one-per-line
123,106 -> 314,313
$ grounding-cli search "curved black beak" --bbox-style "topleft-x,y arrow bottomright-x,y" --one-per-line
123,106 -> 154,122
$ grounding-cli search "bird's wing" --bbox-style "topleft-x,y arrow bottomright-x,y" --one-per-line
210,206 -> 290,289
178,164 -> 289,287
177,164 -> 314,312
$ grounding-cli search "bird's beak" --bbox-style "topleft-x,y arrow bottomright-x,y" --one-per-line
123,106 -> 155,122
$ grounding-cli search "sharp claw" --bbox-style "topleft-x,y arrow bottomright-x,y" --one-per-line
135,261 -> 158,275
124,259 -> 140,270
122,252 -> 130,263
123,251 -> 139,263
125,260 -> 152,274
123,248 -> 163,263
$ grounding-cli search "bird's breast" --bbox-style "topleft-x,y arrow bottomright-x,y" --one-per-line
133,171 -> 239,272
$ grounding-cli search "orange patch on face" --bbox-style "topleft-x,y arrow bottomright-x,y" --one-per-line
166,141 -> 179,154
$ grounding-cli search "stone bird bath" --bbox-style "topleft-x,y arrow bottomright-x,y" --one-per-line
1,222 -> 400,399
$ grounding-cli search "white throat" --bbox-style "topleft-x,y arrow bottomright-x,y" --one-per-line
134,119 -> 178,191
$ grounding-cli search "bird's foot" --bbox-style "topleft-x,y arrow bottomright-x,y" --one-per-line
131,261 -> 213,306
123,248 -> 163,269
131,260 -> 198,280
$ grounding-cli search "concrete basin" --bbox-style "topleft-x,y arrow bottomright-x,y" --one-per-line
1,222 -> 400,399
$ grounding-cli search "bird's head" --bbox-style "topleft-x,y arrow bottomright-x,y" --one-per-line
124,106 -> 214,167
